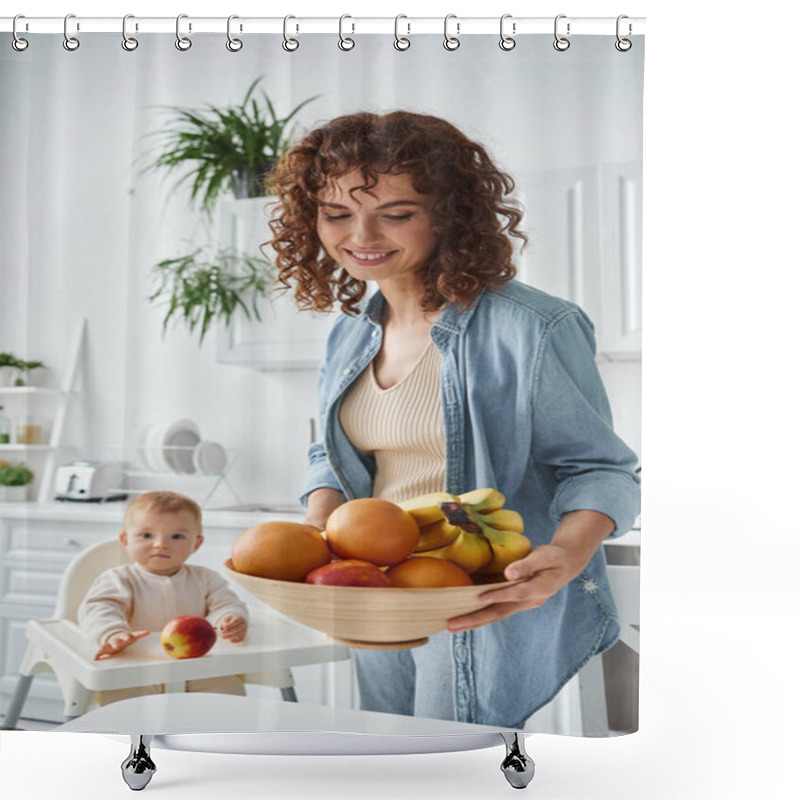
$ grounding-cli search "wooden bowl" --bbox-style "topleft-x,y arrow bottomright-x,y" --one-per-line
224,560 -> 518,650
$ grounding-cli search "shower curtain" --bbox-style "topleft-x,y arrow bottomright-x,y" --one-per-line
0,20 -> 643,740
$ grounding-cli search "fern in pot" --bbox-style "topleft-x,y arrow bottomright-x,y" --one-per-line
144,76 -> 320,214
149,245 -> 276,345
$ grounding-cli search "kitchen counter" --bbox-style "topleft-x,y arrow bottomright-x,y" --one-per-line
0,501 -> 305,527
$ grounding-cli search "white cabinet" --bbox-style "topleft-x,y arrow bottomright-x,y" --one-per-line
599,162 -> 642,356
215,199 -> 335,371
517,162 -> 642,358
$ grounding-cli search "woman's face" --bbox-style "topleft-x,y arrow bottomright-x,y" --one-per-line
316,170 -> 437,288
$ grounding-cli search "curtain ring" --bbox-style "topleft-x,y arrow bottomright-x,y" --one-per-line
443,14 -> 460,51
63,13 -> 80,51
175,14 -> 192,51
615,15 -> 632,52
553,14 -> 570,51
394,15 -> 410,51
226,15 -> 243,52
338,15 -> 355,51
12,14 -> 29,52
122,14 -> 138,51
499,14 -> 516,51
283,15 -> 299,51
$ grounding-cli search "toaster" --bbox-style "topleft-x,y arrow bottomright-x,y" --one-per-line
54,460 -> 126,502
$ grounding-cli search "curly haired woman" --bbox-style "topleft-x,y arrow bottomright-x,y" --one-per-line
268,110 -> 640,730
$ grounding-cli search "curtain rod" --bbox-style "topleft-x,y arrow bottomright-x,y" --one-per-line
1,16 -> 646,36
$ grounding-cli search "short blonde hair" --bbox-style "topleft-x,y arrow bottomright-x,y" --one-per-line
123,491 -> 202,532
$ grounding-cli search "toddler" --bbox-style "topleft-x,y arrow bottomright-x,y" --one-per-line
78,490 -> 248,705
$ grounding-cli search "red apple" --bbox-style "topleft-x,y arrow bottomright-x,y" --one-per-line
160,615 -> 217,659
305,559 -> 391,587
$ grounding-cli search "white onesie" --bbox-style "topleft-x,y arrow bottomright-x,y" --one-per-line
78,562 -> 248,705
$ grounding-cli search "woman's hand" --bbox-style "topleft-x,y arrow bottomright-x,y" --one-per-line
94,630 -> 150,660
304,487 -> 346,531
446,510 -> 615,633
217,614 -> 248,644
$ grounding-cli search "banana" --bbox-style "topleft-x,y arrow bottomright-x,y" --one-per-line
414,519 -> 461,551
457,488 -> 505,514
416,530 -> 493,574
397,491 -> 458,526
479,508 -> 524,532
401,487 -> 529,578
474,529 -> 532,576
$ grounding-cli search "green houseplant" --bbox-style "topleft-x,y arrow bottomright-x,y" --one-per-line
0,463 -> 34,502
149,246 -> 276,345
144,76 -> 320,214
0,352 -> 46,386
143,78 -> 320,345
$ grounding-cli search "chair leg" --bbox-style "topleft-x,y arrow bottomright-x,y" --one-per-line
499,732 -> 535,789
280,686 -> 298,702
1,674 -> 34,730
121,735 -> 156,791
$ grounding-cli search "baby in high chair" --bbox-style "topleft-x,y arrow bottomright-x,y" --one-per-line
78,490 -> 248,705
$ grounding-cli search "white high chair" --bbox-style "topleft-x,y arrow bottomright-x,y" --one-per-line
2,538 -> 349,729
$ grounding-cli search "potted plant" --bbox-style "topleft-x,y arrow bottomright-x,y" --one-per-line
0,462 -> 34,502
149,245 -> 276,345
144,76 -> 320,214
0,352 -> 46,387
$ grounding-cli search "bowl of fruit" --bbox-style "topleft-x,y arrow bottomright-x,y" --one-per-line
224,489 -> 530,650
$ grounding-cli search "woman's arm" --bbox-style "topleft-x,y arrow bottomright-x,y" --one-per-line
447,509 -> 614,632
304,487 -> 346,531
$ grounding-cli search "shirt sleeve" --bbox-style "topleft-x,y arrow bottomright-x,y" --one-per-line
77,568 -> 134,645
299,341 -> 345,507
531,309 -> 641,536
202,568 -> 249,627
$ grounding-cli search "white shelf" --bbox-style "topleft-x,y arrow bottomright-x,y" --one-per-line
0,386 -> 65,395
0,444 -> 54,451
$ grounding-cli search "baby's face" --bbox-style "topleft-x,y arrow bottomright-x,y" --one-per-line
121,508 -> 203,575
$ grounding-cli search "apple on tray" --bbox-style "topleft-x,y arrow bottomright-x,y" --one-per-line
305,559 -> 391,587
160,615 -> 217,659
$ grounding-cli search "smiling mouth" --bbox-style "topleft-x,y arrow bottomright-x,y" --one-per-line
345,249 -> 397,266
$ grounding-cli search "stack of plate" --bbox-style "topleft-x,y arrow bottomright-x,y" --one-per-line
136,420 -> 228,475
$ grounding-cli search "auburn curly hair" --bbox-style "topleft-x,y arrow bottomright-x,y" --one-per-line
266,110 -> 527,316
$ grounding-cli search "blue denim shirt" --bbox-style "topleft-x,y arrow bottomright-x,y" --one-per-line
301,279 -> 640,728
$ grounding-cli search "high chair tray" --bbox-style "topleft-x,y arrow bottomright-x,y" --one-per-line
28,610 -> 348,692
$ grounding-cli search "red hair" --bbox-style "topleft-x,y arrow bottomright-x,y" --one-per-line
267,111 -> 527,315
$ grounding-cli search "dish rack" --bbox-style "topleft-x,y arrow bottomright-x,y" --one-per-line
105,445 -> 241,508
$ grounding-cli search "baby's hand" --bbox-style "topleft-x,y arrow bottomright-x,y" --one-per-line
94,630 -> 150,661
217,615 -> 247,644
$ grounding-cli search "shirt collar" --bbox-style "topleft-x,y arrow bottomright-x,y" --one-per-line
133,561 -> 185,579
363,287 -> 483,338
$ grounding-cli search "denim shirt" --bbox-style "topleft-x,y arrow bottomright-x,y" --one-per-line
301,279 -> 640,729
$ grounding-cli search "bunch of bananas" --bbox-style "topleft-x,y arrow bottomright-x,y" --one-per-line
397,489 -> 531,579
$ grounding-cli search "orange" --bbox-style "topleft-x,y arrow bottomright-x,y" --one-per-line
325,498 -> 420,566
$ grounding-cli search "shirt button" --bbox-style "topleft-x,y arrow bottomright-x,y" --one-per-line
455,644 -> 466,661
371,330 -> 379,338
343,368 -> 352,375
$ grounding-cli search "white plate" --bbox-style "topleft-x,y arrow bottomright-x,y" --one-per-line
136,424 -> 157,471
145,424 -> 171,473
192,441 -> 228,475
163,419 -> 201,473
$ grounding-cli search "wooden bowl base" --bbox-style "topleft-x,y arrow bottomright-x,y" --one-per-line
330,636 -> 430,650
